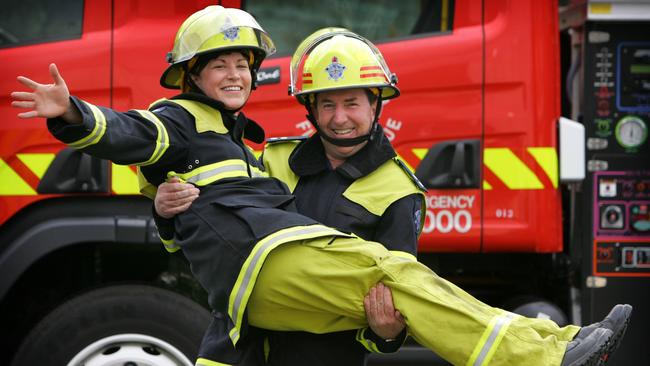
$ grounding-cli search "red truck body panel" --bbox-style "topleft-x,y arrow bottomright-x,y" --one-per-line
0,0 -> 562,255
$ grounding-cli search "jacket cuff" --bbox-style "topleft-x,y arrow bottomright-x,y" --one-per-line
152,204 -> 180,253
355,327 -> 407,353
47,96 -> 103,146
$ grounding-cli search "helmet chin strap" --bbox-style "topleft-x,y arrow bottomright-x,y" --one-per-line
307,94 -> 383,147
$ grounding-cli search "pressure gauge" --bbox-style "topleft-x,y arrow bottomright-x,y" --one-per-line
615,116 -> 647,149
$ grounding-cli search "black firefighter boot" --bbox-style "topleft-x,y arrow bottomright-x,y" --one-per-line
560,327 -> 612,366
574,304 -> 633,360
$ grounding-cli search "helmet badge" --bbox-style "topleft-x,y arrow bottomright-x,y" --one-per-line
325,56 -> 346,81
221,18 -> 240,42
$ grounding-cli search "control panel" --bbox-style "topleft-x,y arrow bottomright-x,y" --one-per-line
584,22 -> 650,277
585,38 -> 649,158
593,170 -> 650,275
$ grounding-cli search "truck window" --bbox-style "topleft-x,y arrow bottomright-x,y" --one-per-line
246,0 -> 454,56
0,0 -> 83,48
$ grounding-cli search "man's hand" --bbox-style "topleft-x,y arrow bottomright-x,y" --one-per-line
364,282 -> 406,340
11,63 -> 80,123
154,177 -> 200,219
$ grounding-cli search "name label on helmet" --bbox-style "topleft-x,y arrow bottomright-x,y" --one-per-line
257,66 -> 281,85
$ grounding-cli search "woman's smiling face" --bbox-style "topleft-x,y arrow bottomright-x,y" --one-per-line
192,52 -> 252,111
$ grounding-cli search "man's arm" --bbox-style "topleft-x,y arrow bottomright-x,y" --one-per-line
153,177 -> 199,252
356,194 -> 424,353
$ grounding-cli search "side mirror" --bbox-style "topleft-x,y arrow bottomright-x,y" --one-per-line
415,139 -> 481,189
38,148 -> 109,193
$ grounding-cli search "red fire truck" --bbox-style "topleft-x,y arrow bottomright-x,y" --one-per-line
1,1 -> 648,365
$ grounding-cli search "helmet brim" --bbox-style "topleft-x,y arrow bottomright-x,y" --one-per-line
295,84 -> 400,105
159,46 -> 267,89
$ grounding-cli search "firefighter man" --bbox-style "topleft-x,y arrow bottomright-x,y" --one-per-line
154,28 -> 424,365
12,5 -> 631,366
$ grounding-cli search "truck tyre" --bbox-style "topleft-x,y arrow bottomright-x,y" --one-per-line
10,285 -> 210,366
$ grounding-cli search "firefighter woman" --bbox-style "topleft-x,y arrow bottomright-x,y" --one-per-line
155,28 -> 423,365
11,5 -> 630,366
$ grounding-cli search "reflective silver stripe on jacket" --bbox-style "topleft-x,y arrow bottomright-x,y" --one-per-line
69,101 -> 107,149
134,109 -> 170,166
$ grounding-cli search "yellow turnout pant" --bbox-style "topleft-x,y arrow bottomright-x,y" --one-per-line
248,237 -> 579,366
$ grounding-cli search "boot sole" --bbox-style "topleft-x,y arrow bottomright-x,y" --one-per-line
569,329 -> 612,366
599,304 -> 633,364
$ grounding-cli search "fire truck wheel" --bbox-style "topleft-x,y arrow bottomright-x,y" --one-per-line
506,296 -> 568,326
10,284 -> 210,366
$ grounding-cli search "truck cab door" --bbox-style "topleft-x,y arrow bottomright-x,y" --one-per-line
0,0 -> 112,223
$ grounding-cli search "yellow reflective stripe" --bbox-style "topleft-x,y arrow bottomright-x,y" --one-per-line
388,250 -> 417,261
356,328 -> 381,353
111,163 -> 140,195
484,148 -> 544,189
527,147 -> 558,188
251,165 -> 268,178
69,101 -> 106,149
482,180 -> 492,190
133,110 -> 170,166
168,159 -> 252,186
0,158 -> 36,195
16,153 -> 55,179
160,237 -> 180,253
228,225 -> 348,344
466,312 -> 515,366
195,358 -> 232,366
137,167 -> 157,200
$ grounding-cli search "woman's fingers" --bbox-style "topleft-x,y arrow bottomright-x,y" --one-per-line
10,91 -> 35,101
11,101 -> 35,109
17,111 -> 39,119
16,76 -> 40,90
49,63 -> 68,88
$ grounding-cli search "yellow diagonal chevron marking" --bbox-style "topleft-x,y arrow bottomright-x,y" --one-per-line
527,147 -> 558,188
411,148 -> 428,160
17,153 -> 55,179
0,158 -> 36,195
111,163 -> 141,195
483,180 -> 493,190
484,148 -> 544,189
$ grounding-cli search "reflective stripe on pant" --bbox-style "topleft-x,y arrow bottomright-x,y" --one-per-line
195,358 -> 232,366
248,237 -> 579,366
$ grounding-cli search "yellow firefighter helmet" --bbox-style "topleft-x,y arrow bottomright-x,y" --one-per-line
160,5 -> 275,89
289,30 -> 399,105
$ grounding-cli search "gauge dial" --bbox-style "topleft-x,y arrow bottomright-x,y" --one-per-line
615,116 -> 647,149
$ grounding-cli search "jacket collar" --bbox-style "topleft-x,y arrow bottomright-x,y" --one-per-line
289,124 -> 396,179
171,92 -> 265,143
